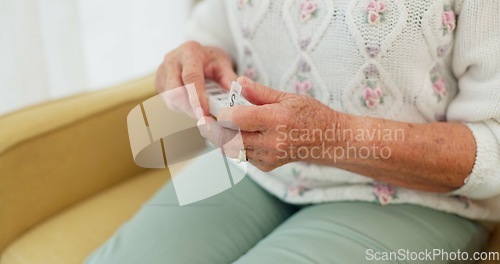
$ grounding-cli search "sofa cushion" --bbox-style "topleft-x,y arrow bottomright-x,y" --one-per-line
0,170 -> 169,264
0,75 -> 156,252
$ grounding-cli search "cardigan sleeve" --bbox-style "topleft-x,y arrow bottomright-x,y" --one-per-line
447,0 -> 500,199
185,0 -> 237,60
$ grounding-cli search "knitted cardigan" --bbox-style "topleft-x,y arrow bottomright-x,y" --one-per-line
186,0 -> 500,220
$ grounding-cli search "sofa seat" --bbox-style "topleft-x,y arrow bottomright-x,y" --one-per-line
0,170 -> 169,264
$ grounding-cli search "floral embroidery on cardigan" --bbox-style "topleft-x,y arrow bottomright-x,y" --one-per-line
364,64 -> 379,77
435,112 -> 447,122
437,44 -> 451,58
298,59 -> 311,72
299,0 -> 318,23
366,45 -> 381,58
430,64 -> 447,102
295,79 -> 313,95
366,0 -> 387,25
242,45 -> 258,80
442,5 -> 456,35
284,168 -> 310,198
363,85 -> 384,109
244,66 -> 258,80
360,79 -> 385,109
373,182 -> 398,205
294,59 -> 315,96
359,64 -> 385,109
432,77 -> 447,100
241,26 -> 251,38
454,195 -> 475,209
244,45 -> 252,55
287,185 -> 309,197
238,0 -> 252,10
300,37 -> 311,50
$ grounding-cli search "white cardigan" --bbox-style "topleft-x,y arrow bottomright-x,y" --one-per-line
186,0 -> 500,220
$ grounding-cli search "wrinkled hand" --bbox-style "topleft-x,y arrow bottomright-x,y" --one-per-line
201,76 -> 340,172
155,41 -> 237,119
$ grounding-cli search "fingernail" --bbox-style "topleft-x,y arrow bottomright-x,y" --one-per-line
217,109 -> 240,130
197,117 -> 212,137
195,107 -> 204,119
197,118 -> 206,137
237,76 -> 252,87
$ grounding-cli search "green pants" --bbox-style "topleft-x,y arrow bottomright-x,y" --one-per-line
86,155 -> 487,263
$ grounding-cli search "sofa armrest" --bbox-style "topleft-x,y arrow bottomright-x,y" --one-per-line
0,75 -> 156,252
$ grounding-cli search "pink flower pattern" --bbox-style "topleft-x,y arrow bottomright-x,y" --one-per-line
287,185 -> 308,197
295,80 -> 313,95
363,85 -> 384,109
432,77 -> 447,99
299,0 -> 318,23
366,45 -> 381,58
456,195 -> 475,209
238,0 -> 251,10
366,0 -> 387,25
373,182 -> 397,205
244,67 -> 258,80
442,9 -> 456,35
437,44 -> 450,58
430,65 -> 447,102
286,168 -> 310,197
364,64 -> 379,76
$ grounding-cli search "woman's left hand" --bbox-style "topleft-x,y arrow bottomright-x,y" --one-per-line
200,76 -> 341,172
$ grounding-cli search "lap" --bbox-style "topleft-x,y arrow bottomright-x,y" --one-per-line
85,173 -> 297,264
235,202 -> 488,264
86,149 -> 487,264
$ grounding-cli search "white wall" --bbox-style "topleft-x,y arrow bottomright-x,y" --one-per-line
0,0 -> 192,115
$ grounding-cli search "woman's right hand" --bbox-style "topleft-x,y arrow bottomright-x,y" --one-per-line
155,41 -> 237,119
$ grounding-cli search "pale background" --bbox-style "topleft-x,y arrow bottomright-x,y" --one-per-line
0,0 -> 195,115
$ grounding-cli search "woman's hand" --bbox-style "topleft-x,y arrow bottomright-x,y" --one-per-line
199,77 -> 476,193
155,41 -> 237,119
213,76 -> 340,172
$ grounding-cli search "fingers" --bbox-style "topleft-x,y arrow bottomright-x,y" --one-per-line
217,104 -> 276,132
156,41 -> 238,119
155,64 -> 166,93
184,83 -> 205,119
204,61 -> 238,90
203,46 -> 237,90
197,116 -> 216,139
218,67 -> 238,90
160,61 -> 199,117
197,116 -> 243,155
182,58 -> 206,118
164,60 -> 183,91
161,88 -> 196,119
198,117 -> 276,168
222,131 -> 279,171
238,76 -> 286,105
240,135 -> 283,172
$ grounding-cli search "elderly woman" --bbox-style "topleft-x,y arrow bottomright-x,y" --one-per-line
87,0 -> 499,263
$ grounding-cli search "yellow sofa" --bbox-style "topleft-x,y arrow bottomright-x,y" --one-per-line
0,75 -> 169,264
0,75 -> 498,264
